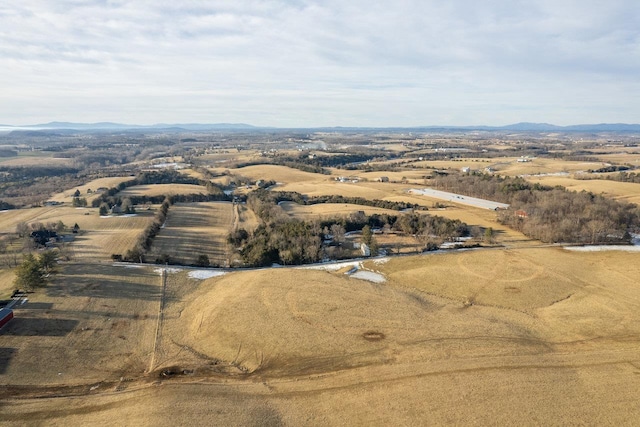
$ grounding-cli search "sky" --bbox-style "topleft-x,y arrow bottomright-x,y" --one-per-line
0,0 -> 639,127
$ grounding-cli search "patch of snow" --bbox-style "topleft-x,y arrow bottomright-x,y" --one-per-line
154,267 -> 182,274
373,257 -> 390,264
564,245 -> 640,252
188,270 -> 226,280
351,270 -> 386,283
115,264 -> 143,268
299,260 -> 361,271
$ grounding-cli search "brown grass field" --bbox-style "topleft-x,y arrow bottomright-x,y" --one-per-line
2,151 -> 640,425
279,201 -> 400,219
47,176 -> 135,204
0,205 -> 157,261
236,202 -> 259,231
526,175 -> 640,205
231,164 -> 330,184
147,202 -> 234,266
0,153 -> 73,167
0,263 -> 160,386
2,247 -> 639,425
117,184 -> 209,197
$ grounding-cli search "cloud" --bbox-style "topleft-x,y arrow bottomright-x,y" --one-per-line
0,0 -> 638,126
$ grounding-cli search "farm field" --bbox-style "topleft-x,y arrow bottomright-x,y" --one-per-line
276,180 -> 396,199
230,164 -> 329,183
2,247 -> 639,425
148,202 -> 234,266
0,262 -> 161,385
279,201 -> 400,219
495,157 -> 605,176
235,202 -> 259,231
47,176 -> 134,204
0,205 -> 157,261
0,153 -> 73,167
3,130 -> 640,425
526,176 -> 640,205
117,184 -> 209,197
338,169 -> 428,183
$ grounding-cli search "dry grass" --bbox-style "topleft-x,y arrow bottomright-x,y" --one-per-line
526,175 -> 640,205
0,262 -> 161,385
231,164 -> 329,184
148,202 -> 234,266
2,248 -> 640,425
496,157 -> 604,176
0,268 -> 16,297
0,205 -> 157,261
117,184 -> 209,197
48,176 -> 134,204
236,202 -> 259,232
0,154 -> 73,167
280,201 -> 400,219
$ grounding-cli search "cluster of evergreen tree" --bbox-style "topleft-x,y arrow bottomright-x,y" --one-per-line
13,251 -> 58,291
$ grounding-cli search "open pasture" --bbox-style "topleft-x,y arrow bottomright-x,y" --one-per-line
526,175 -> 640,205
587,152 -> 640,166
230,164 -> 329,184
235,202 -> 259,231
117,184 -> 209,197
340,169 -> 428,183
0,152 -> 73,167
148,202 -> 234,266
276,180 -> 395,200
47,176 -> 134,204
0,262 -> 161,386
494,157 -> 605,176
1,244 -> 639,425
412,158 -> 498,170
279,201 -> 400,220
0,205 -> 156,261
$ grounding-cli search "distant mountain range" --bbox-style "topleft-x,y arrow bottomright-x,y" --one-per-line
1,121 -> 640,132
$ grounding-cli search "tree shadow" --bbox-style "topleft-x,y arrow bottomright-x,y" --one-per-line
16,302 -> 54,310
0,318 -> 78,336
44,263 -> 163,301
0,348 -> 16,374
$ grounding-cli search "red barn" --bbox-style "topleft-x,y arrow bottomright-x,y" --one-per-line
0,308 -> 13,329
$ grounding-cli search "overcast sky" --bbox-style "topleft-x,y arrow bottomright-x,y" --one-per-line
1,1 -> 638,127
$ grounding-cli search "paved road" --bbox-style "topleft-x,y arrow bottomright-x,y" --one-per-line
409,188 -> 510,210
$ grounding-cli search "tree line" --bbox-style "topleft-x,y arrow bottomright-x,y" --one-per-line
432,172 -> 640,243
116,197 -> 171,263
92,170 -> 228,210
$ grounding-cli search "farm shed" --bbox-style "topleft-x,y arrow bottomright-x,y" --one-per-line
0,308 -> 14,329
